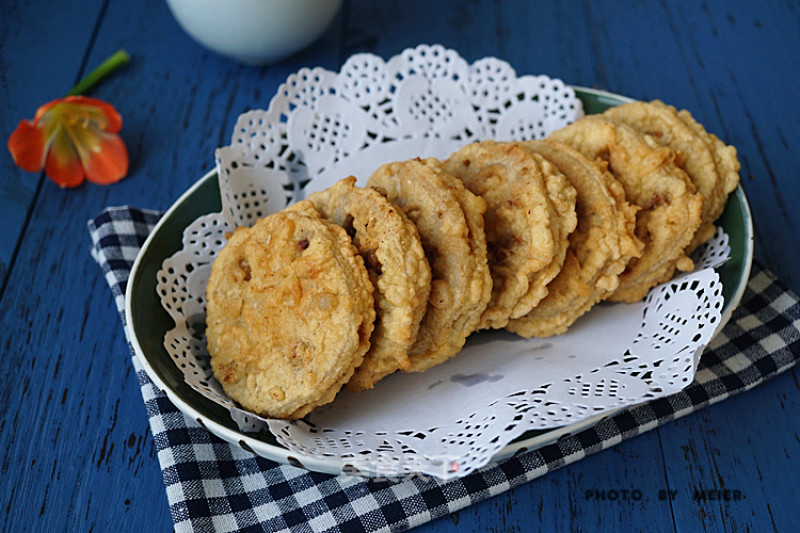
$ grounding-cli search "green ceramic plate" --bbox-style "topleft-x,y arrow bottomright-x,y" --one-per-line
125,87 -> 754,474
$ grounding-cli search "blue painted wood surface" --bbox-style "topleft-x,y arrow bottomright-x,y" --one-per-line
1,0 -> 798,531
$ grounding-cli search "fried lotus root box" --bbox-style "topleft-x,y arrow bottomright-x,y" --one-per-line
289,177 -> 432,391
203,97 -> 741,420
205,210 -> 375,420
549,116 -> 704,303
367,158 -> 492,372
506,139 -> 642,337
443,140 -> 576,330
603,99 -> 740,251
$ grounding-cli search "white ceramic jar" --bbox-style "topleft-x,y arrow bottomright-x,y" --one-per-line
164,0 -> 343,65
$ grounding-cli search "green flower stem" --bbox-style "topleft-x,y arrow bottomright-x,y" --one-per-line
67,49 -> 130,96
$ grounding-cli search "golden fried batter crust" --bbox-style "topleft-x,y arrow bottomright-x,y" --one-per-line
550,116 -> 703,302
517,151 -> 577,313
507,140 -> 643,337
296,177 -> 431,391
205,210 -> 374,419
445,141 -> 557,329
604,100 -> 740,250
368,158 -> 491,372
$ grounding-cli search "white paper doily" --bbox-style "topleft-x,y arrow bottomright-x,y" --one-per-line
156,45 -> 727,479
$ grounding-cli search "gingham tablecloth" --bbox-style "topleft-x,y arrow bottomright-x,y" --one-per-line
88,206 -> 800,533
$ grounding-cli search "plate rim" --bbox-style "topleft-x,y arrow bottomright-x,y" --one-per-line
125,86 -> 755,477
717,186 -> 754,332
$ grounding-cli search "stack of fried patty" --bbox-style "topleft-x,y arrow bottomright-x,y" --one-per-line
205,100 -> 740,419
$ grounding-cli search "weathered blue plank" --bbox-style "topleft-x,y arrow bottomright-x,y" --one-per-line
0,189 -> 169,532
0,1 -> 107,289
342,0 -> 503,63
0,0 -> 345,530
426,433 -> 678,533
659,371 -> 800,533
493,1 -> 604,86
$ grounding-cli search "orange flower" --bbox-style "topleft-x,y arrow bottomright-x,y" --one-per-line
8,95 -> 129,188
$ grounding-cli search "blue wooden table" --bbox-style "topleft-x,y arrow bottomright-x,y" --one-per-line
2,1 -> 799,531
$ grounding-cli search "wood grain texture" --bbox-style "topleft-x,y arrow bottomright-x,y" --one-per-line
0,186 -> 169,532
660,371 -> 800,532
423,433 -> 679,533
1,0 -> 343,530
0,0 -> 107,290
1,0 -> 799,532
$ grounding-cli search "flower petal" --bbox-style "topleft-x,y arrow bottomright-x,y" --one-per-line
34,98 -> 67,124
44,128 -> 85,188
10,95 -> 128,187
65,95 -> 123,132
8,119 -> 46,172
83,131 -> 129,185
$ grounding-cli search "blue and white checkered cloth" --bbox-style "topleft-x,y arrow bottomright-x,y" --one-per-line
88,206 -> 800,533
